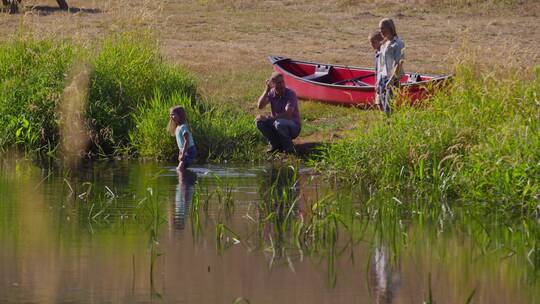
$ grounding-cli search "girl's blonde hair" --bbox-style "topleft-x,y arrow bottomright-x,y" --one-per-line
379,18 -> 397,37
168,106 -> 186,136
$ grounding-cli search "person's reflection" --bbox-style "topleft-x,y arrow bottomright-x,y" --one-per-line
172,169 -> 197,231
369,244 -> 400,304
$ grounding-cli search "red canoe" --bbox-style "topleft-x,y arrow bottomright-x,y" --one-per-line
269,55 -> 451,107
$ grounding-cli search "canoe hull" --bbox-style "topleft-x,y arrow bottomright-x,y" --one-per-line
269,56 -> 451,107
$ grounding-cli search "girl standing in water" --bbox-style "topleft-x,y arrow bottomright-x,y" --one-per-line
377,18 -> 405,116
168,106 -> 196,172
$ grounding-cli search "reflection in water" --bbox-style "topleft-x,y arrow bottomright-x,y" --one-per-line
0,160 -> 537,304
257,165 -> 304,249
262,164 -> 303,218
172,169 -> 197,230
369,245 -> 400,304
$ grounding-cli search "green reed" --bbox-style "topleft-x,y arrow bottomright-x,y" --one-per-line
61,179 -> 168,296
213,174 -> 236,216
311,65 -> 540,222
190,189 -> 203,240
2,157 -> 538,299
192,162 -> 540,295
87,32 -> 197,155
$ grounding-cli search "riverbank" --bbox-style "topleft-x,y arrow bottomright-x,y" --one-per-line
311,63 -> 539,221
3,0 -> 539,150
1,32 -> 538,222
0,33 -> 265,162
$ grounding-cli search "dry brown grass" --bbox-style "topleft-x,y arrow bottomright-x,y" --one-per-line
2,0 -> 539,143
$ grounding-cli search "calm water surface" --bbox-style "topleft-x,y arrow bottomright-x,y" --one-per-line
0,160 -> 537,303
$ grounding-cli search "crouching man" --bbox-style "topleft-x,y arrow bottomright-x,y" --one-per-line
256,72 -> 301,154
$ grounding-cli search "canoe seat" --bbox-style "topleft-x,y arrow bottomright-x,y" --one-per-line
303,65 -> 332,83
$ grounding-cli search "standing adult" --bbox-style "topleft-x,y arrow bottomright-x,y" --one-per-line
377,18 -> 405,116
256,72 -> 301,154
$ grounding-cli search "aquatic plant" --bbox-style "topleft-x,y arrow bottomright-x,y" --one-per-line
1,157 -> 538,301
187,162 -> 539,295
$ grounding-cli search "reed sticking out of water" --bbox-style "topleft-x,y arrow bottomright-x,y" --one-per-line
22,158 -> 536,299
186,162 -> 539,292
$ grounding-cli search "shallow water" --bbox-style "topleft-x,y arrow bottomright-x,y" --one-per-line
0,160 -> 538,303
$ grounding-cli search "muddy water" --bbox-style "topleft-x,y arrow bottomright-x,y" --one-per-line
0,160 -> 537,303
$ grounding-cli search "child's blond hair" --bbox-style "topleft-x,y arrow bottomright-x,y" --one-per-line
168,106 -> 186,136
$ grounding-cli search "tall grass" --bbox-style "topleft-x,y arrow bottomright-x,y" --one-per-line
0,33 -> 264,161
87,33 -> 197,154
311,64 -> 540,220
191,162 -> 539,294
130,91 -> 265,161
0,36 -> 75,153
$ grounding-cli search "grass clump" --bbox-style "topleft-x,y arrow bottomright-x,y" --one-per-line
131,91 -> 265,162
0,37 -> 76,153
87,33 -> 197,154
312,64 -> 540,219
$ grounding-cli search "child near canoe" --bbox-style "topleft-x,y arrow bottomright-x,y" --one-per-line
168,106 -> 196,172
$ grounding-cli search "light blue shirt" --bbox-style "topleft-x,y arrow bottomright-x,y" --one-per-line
175,124 -> 195,151
379,36 -> 405,79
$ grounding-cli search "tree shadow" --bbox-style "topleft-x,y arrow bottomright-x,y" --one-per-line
26,5 -> 102,15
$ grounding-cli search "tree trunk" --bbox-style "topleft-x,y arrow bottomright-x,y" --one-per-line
56,0 -> 68,10
9,0 -> 18,13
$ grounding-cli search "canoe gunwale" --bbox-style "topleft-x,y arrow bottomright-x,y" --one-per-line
268,55 -> 452,91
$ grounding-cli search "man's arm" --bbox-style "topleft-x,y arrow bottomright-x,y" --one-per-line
257,81 -> 271,109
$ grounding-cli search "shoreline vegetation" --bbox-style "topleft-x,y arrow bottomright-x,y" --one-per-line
1,33 -> 538,221
311,63 -> 539,221
0,32 -> 265,162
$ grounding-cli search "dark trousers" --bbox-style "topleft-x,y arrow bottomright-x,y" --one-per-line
256,118 -> 300,151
